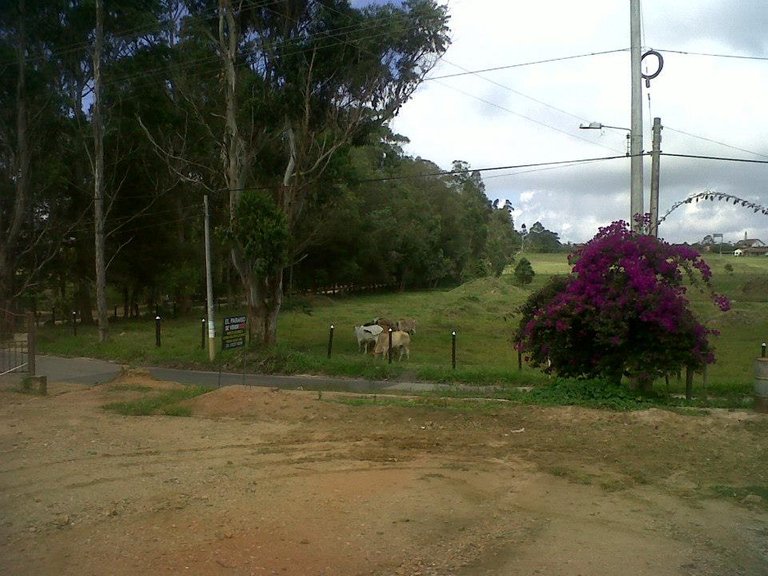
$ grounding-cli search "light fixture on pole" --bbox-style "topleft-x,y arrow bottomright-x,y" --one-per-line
579,122 -> 631,156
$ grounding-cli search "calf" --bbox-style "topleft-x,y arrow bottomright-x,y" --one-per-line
373,330 -> 411,361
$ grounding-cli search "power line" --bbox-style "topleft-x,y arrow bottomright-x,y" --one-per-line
665,126 -> 768,160
439,57 -> 590,123
432,79 -> 625,155
661,152 -> 768,165
356,154 -> 636,184
353,149 -> 768,187
425,49 -> 629,81
657,48 -> 768,62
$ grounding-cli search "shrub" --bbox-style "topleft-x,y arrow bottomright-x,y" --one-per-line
513,257 -> 535,285
515,220 -> 730,391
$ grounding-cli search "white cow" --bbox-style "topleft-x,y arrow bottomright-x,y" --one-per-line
354,324 -> 384,353
373,330 -> 411,361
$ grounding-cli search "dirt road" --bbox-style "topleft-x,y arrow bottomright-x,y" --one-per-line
1,371 -> 767,575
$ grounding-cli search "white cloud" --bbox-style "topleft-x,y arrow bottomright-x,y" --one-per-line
389,0 -> 768,245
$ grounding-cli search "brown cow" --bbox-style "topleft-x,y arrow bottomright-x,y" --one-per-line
396,318 -> 416,334
373,330 -> 411,361
375,317 -> 396,331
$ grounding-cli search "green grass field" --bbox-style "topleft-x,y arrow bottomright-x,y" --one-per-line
36,252 -> 768,400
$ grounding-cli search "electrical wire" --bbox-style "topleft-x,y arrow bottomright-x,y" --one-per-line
431,79 -> 625,155
664,126 -> 768,160
354,153 -> 638,184
438,57 -> 592,123
424,49 -> 629,81
660,152 -> 768,165
657,48 -> 768,62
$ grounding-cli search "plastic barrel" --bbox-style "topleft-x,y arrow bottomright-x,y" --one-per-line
755,358 -> 768,413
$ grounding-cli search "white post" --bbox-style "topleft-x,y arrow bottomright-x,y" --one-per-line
630,0 -> 644,231
649,117 -> 662,237
204,195 -> 216,361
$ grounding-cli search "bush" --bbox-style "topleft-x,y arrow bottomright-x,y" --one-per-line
513,258 -> 535,285
515,220 -> 730,390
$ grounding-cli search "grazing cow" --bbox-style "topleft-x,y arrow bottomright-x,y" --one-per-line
373,330 -> 411,361
396,318 -> 416,334
374,317 -> 396,331
354,324 -> 384,353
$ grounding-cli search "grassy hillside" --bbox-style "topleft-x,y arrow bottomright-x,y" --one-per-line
36,252 -> 767,397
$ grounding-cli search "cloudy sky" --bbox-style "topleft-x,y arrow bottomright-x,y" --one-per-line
386,0 -> 768,245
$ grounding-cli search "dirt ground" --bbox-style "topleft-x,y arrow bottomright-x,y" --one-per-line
1,370 -> 767,576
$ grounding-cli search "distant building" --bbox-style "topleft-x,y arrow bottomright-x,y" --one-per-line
734,234 -> 768,256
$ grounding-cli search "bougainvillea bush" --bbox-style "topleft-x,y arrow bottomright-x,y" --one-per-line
515,220 -> 730,391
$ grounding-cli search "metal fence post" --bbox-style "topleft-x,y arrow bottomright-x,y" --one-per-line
452,330 -> 456,370
27,312 -> 35,377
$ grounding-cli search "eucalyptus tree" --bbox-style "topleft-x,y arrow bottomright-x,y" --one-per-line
447,160 -> 493,279
486,201 -> 518,276
176,0 -> 450,345
524,221 -> 563,253
0,1 -> 82,312
0,0 -> 36,311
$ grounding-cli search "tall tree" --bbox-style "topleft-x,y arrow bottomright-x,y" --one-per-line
181,0 -> 450,345
93,0 -> 108,341
486,202 -> 517,276
448,161 -> 492,279
523,221 -> 562,253
0,0 -> 30,311
0,0 -> 76,310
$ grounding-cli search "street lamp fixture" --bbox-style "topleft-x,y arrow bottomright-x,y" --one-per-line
579,122 -> 631,156
579,121 -> 631,132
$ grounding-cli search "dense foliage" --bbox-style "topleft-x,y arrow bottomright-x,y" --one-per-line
513,258 -> 534,285
515,221 -> 730,390
0,0 -> 554,340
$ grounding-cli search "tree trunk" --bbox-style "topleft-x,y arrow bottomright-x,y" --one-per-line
243,268 -> 283,347
93,0 -> 109,342
122,285 -> 129,319
0,0 -> 30,308
75,278 -> 93,324
628,372 -> 654,394
219,0 -> 281,345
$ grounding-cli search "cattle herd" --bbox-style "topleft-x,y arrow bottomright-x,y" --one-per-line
353,317 -> 416,360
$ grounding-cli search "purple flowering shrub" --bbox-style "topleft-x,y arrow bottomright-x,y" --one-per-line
515,220 -> 730,388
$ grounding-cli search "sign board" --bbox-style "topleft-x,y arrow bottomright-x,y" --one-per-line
222,315 -> 247,350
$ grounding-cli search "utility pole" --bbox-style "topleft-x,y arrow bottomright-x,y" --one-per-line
204,195 -> 216,361
630,0 -> 644,232
649,117 -> 662,237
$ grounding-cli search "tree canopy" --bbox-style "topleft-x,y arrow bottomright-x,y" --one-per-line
1,1 -> 546,343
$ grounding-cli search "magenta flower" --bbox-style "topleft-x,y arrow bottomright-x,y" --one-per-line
514,220 -> 731,388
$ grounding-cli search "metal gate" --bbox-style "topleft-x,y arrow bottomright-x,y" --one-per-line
0,309 -> 33,377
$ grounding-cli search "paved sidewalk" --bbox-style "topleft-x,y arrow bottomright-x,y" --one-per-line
2,355 -> 449,394
33,355 -> 123,386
